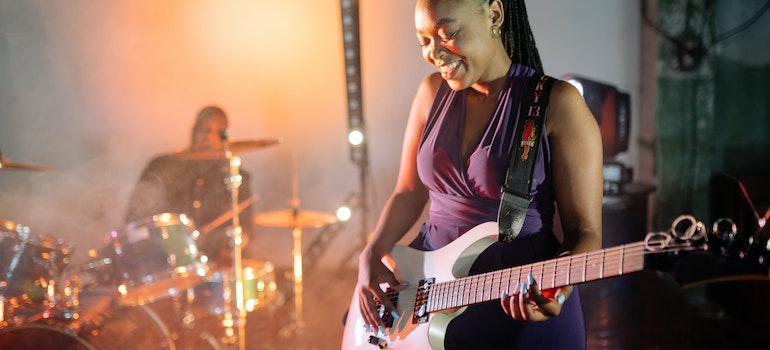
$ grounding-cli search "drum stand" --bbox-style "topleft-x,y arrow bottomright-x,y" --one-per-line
253,165 -> 337,348
223,149 -> 247,350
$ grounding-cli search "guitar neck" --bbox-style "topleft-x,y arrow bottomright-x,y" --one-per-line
424,241 -> 647,312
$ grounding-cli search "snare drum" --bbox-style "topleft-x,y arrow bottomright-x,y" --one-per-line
103,213 -> 207,306
190,259 -> 278,315
0,218 -> 73,324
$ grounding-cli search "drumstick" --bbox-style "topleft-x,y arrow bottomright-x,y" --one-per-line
198,195 -> 259,235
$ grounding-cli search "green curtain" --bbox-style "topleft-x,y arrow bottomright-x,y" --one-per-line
654,0 -> 770,229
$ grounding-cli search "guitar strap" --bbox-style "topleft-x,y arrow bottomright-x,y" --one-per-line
498,74 -> 556,242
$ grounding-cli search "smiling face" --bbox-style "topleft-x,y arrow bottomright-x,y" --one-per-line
415,0 -> 507,91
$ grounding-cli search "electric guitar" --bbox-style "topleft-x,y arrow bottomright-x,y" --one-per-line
340,218 -> 765,350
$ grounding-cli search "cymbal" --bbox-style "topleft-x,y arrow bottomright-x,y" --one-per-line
254,209 -> 337,228
0,157 -> 51,171
172,138 -> 281,160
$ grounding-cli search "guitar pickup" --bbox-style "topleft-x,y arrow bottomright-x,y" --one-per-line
413,278 -> 435,324
374,290 -> 399,328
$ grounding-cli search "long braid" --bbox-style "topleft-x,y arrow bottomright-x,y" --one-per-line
499,0 -> 543,73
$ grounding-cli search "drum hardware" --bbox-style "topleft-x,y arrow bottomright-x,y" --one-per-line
0,218 -> 75,328
189,259 -> 278,316
253,163 -> 338,343
218,132 -> 249,350
197,195 -> 259,236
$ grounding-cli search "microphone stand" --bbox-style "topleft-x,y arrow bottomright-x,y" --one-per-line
221,131 -> 247,350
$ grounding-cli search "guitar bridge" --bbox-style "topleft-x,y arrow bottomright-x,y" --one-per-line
375,288 -> 400,328
413,278 -> 434,324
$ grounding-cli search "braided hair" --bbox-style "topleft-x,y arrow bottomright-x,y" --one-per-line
496,0 -> 544,74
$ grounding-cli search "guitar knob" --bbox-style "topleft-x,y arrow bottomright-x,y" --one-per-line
416,304 -> 426,317
670,215 -> 701,240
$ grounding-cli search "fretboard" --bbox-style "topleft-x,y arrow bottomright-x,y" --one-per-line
423,241 -> 647,312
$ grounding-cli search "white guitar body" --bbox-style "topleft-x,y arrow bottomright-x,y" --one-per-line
341,222 -> 499,350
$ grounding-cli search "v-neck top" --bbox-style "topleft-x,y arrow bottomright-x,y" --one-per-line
411,63 -> 555,250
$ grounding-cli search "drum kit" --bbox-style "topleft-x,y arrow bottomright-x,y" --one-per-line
0,141 -> 339,350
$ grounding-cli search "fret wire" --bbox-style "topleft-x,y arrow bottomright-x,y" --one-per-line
550,259 -> 558,289
477,274 -> 483,304
478,273 -> 486,303
477,273 -> 484,302
487,271 -> 500,300
538,261 -> 544,288
432,282 -> 439,311
444,280 -> 451,309
449,279 -> 457,308
501,269 -> 507,299
487,271 -> 495,303
454,278 -> 461,307
488,271 -> 494,302
456,277 -> 462,306
599,249 -> 605,279
426,284 -> 434,312
525,265 -> 533,290
463,275 -> 469,305
440,281 -> 448,310
457,278 -> 464,307
432,283 -> 438,311
544,260 -> 554,288
449,279 -> 455,308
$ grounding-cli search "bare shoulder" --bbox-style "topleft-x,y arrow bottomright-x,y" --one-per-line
545,80 -> 598,137
417,73 -> 443,102
410,72 -> 444,124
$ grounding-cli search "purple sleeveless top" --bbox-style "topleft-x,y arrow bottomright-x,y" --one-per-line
411,63 -> 555,251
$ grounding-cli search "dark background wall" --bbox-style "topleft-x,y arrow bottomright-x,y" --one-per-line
654,0 -> 770,232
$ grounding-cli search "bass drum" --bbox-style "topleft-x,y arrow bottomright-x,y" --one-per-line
0,301 -> 176,350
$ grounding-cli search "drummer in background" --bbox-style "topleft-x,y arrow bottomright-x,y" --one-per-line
125,105 -> 256,268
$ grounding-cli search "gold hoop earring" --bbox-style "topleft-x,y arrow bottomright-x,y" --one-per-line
491,26 -> 501,38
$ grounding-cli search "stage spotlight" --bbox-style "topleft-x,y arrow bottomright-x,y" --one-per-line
348,129 -> 364,146
336,192 -> 359,222
336,206 -> 353,222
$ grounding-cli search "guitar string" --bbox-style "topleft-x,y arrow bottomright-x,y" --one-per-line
422,242 -> 650,311
394,240 -> 694,312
